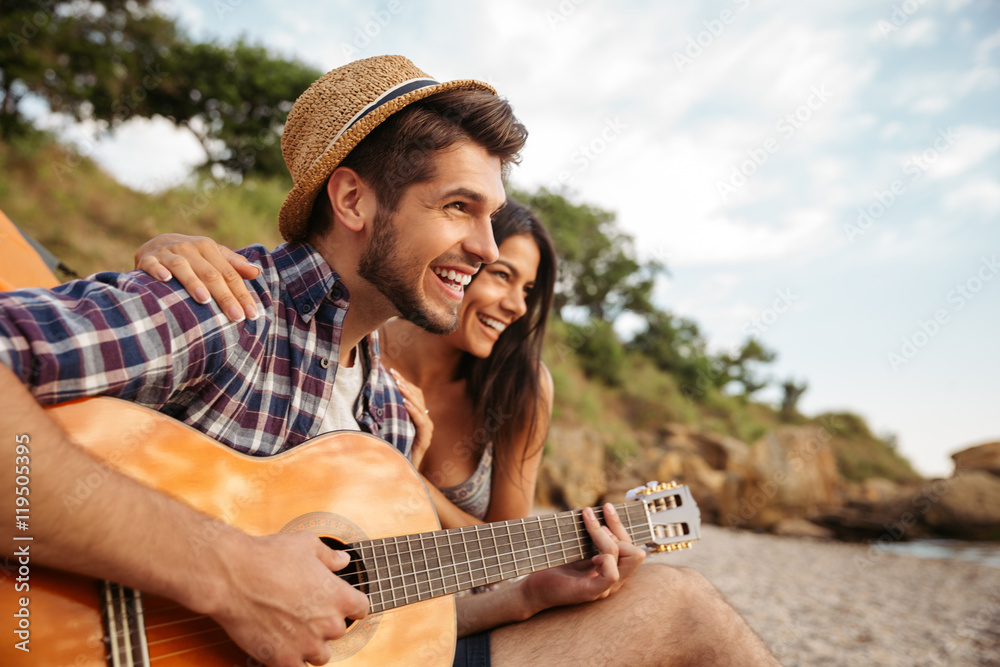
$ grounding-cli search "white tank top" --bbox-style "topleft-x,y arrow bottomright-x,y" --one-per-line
318,350 -> 364,433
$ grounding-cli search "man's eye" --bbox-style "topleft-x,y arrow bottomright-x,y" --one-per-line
447,202 -> 467,211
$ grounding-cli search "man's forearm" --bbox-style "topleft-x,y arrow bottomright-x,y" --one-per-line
0,363 -> 236,615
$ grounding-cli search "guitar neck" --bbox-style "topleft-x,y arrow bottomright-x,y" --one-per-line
354,502 -> 652,613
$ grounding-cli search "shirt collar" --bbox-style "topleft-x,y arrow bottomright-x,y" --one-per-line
271,242 -> 349,323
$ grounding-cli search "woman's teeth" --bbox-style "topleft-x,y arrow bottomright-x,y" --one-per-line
479,315 -> 507,333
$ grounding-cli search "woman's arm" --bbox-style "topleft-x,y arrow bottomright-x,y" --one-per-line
134,234 -> 260,322
481,363 -> 553,523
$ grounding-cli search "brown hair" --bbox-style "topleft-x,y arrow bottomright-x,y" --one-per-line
309,89 -> 527,234
457,200 -> 557,486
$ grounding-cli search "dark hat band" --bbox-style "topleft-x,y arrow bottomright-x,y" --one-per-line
313,78 -> 440,172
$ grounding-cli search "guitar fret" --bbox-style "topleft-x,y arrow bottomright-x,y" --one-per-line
401,534 -> 417,605
101,582 -> 150,667
352,490 -> 690,615
388,536 -> 403,608
428,532 -> 441,599
503,520 -> 517,580
447,529 -> 460,594
360,542 -> 382,613
486,523 -> 501,583
553,514 -> 566,569
103,581 -> 123,667
414,533 -> 432,600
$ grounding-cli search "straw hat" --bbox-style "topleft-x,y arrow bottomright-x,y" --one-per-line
278,55 -> 497,241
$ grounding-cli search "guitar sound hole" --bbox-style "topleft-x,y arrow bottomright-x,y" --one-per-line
320,537 -> 367,629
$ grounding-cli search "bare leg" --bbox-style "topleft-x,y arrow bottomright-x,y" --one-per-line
490,563 -> 779,666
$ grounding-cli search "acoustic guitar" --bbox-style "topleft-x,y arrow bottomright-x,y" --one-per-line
3,397 -> 700,666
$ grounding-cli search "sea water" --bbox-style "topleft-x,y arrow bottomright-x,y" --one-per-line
878,538 -> 1000,569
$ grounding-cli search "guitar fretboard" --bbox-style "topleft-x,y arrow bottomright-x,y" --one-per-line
353,502 -> 653,613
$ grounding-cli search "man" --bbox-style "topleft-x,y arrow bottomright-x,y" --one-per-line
1,56 -> 777,665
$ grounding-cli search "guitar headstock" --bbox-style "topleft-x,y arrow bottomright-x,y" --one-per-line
626,481 -> 701,553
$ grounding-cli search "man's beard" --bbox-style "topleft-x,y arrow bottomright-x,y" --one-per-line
357,208 -> 460,335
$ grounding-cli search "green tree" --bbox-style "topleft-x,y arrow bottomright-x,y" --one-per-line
716,338 -> 777,398
779,377 -> 808,419
161,40 -> 320,180
565,318 -> 626,386
1,2 -> 320,179
515,188 -> 666,321
1,0 -> 180,138
628,310 -> 712,389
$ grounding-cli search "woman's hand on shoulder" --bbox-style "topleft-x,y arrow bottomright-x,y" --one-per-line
389,368 -> 434,470
134,234 -> 260,322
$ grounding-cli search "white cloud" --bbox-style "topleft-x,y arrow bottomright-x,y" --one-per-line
912,95 -> 951,114
943,179 -> 1000,214
896,17 -> 938,47
924,125 -> 1000,181
87,117 -> 207,193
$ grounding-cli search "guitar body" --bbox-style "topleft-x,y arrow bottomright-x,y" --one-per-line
4,398 -> 455,666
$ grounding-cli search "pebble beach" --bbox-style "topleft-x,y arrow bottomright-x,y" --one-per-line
652,525 -> 1000,666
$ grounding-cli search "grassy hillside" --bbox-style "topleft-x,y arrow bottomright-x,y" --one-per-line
0,133 -> 286,277
1,136 -> 921,484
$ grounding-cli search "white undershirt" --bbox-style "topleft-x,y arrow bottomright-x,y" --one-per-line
319,350 -> 364,433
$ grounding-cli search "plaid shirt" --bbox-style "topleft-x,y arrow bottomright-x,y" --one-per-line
0,242 -> 414,457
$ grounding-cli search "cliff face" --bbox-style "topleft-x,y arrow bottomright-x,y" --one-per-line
537,420 -> 845,537
537,425 -> 1000,542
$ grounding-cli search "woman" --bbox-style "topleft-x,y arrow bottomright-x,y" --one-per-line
135,200 -> 558,528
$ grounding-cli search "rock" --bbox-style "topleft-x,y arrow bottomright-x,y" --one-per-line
923,471 -> 1000,540
535,423 -> 608,509
772,517 -> 834,539
691,431 -> 751,471
951,441 -> 1000,477
845,477 -> 905,504
739,426 -> 844,528
654,450 -> 728,523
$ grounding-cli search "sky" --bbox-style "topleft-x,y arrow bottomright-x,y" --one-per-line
61,0 -> 999,477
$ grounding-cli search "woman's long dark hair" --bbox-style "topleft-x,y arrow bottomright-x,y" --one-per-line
457,199 -> 557,485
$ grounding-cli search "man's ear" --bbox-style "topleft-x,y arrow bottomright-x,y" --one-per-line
328,167 -> 377,233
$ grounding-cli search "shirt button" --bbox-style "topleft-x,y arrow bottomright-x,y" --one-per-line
319,357 -> 330,369
302,302 -> 313,313
376,408 -> 383,417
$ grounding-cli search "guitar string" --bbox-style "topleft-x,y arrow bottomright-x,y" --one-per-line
133,508 -> 657,648
116,503 -> 666,646
349,506 -> 659,602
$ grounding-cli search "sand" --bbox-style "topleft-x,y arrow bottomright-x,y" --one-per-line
651,525 -> 1000,666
